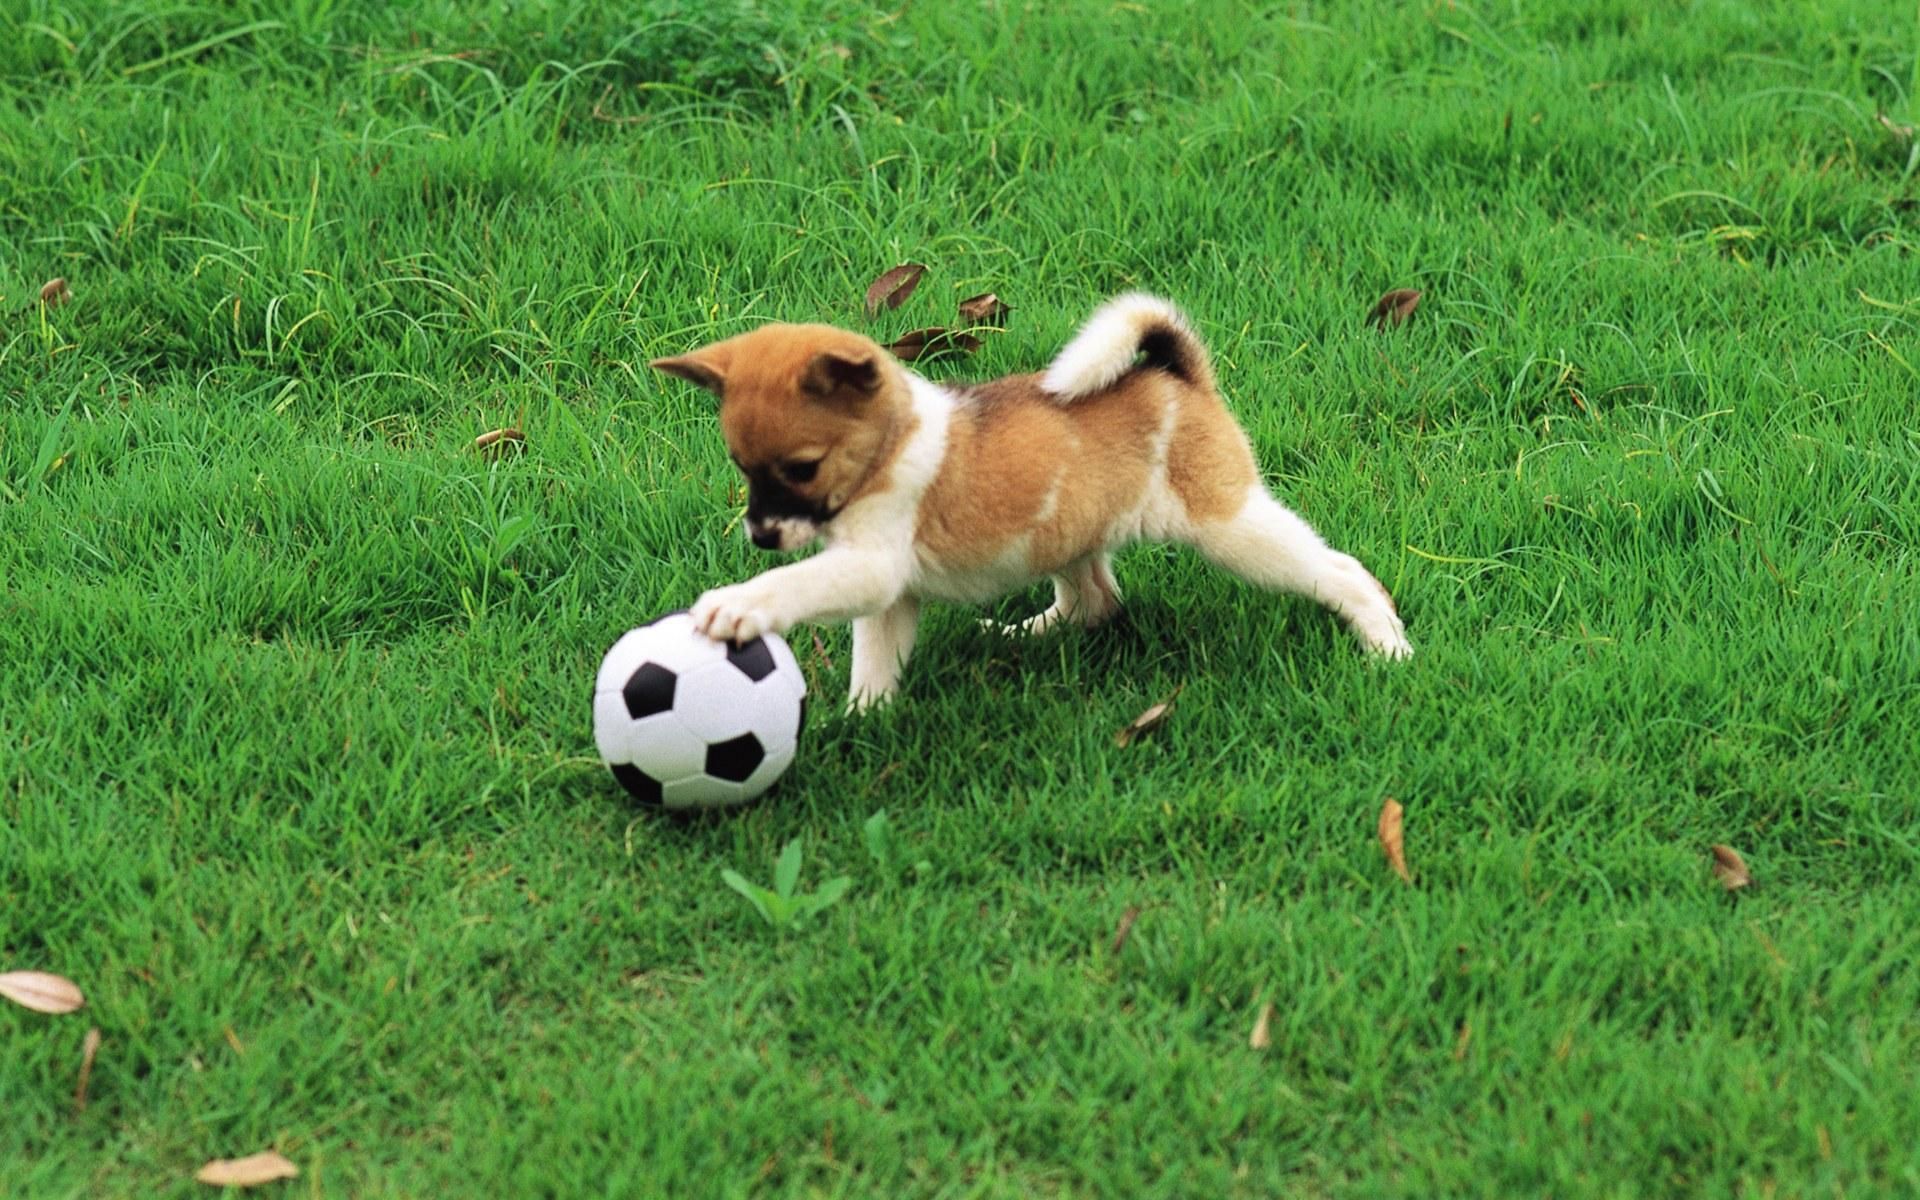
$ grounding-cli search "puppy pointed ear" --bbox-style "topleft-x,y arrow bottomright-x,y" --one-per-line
650,346 -> 730,397
800,350 -> 880,402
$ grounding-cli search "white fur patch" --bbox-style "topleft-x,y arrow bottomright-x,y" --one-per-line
1040,292 -> 1196,401
828,372 -> 952,552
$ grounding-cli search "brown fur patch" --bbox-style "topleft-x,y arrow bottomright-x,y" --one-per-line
1165,388 -> 1258,522
919,371 -> 1191,575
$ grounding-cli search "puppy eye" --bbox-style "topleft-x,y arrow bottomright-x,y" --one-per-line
781,459 -> 820,484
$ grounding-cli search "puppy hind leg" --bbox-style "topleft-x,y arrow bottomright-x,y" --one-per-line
988,553 -> 1122,637
848,595 -> 922,712
1071,553 -> 1123,627
1189,488 -> 1412,658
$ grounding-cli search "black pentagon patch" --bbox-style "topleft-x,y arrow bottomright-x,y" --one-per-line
725,636 -> 776,682
796,694 -> 807,740
705,733 -> 765,783
645,608 -> 688,627
622,662 -> 677,719
609,762 -> 663,806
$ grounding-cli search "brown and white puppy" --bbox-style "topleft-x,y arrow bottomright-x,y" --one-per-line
652,293 -> 1411,709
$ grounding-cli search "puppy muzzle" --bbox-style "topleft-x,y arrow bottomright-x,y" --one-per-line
746,517 -> 820,552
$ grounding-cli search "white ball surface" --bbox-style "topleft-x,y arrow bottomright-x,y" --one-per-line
592,612 -> 807,811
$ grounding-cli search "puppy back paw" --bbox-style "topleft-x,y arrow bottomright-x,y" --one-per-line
1361,619 -> 1414,660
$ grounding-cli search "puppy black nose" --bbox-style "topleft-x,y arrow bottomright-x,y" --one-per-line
750,525 -> 781,550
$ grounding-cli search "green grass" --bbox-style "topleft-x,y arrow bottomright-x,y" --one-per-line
4,0 -> 1919,1194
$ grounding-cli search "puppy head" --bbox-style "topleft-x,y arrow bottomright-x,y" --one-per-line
652,324 -> 903,552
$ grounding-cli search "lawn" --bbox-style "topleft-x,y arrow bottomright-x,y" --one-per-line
4,1 -> 1919,1195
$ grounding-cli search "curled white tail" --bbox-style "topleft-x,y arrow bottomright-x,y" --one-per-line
1039,292 -> 1211,401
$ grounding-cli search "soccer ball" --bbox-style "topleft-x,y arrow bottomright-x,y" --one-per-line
592,612 -> 807,811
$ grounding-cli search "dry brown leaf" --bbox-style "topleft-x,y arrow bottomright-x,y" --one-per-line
1710,844 -> 1752,892
588,85 -> 644,127
1378,797 -> 1411,883
1110,905 -> 1142,955
886,327 -> 980,363
74,1027 -> 102,1113
1249,1002 -> 1273,1050
863,263 -> 927,316
0,971 -> 85,1014
1877,112 -> 1916,142
1114,685 -> 1183,748
956,292 -> 1011,326
194,1151 -> 299,1188
40,277 -> 72,308
473,427 -> 524,453
1366,288 -> 1421,330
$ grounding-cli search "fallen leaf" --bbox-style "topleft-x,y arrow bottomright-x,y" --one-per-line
956,292 -> 1011,325
473,427 -> 524,453
74,1027 -> 102,1113
1378,797 -> 1411,883
1114,685 -> 1183,748
588,84 -> 644,127
1249,1002 -> 1273,1050
1710,844 -> 1752,891
1366,288 -> 1421,330
0,971 -> 85,1014
1877,112 -> 1916,142
1109,905 -> 1142,955
863,263 -> 927,317
885,327 -> 980,362
194,1151 -> 299,1188
39,277 -> 72,308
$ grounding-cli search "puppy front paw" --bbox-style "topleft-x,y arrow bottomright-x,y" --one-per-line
691,585 -> 780,644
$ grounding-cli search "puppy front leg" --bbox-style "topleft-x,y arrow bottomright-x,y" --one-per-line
691,547 -> 905,643
849,596 -> 921,712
